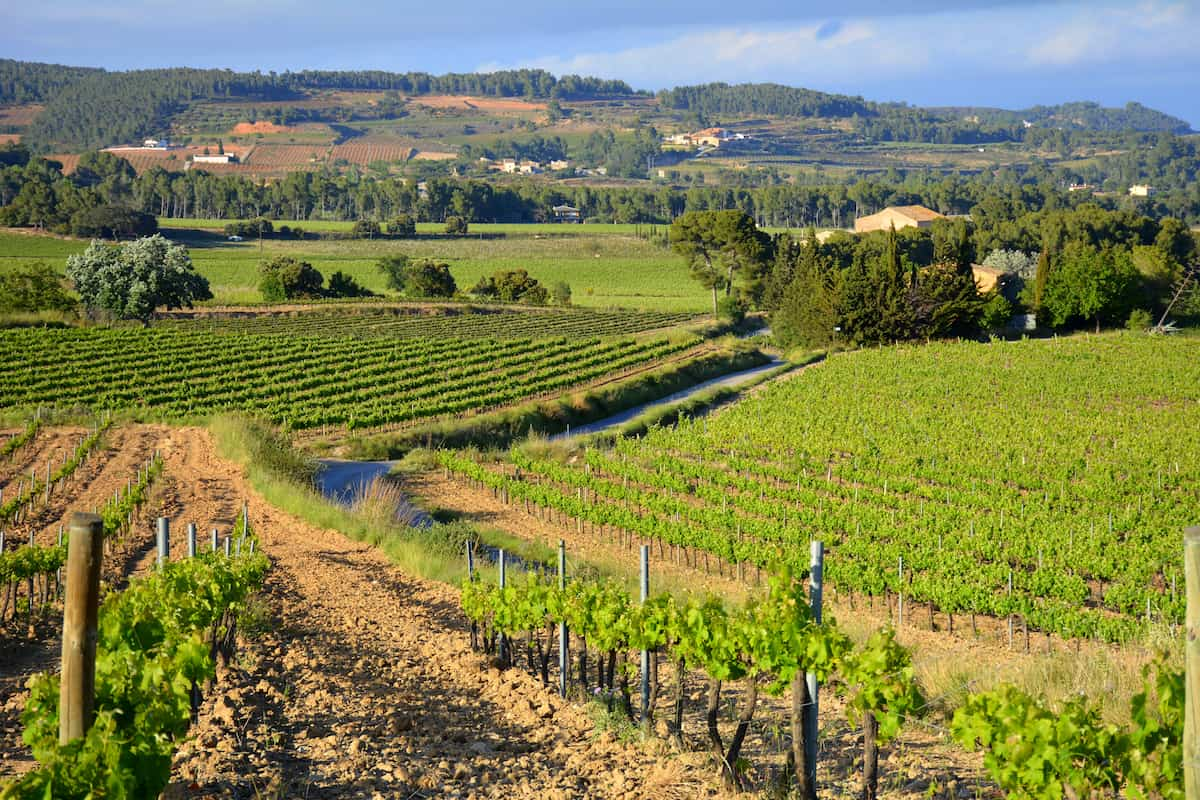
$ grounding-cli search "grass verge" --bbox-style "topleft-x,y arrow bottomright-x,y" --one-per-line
209,413 -> 560,585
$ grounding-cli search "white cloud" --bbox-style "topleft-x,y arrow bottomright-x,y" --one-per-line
1027,2 -> 1195,67
479,20 -> 927,88
478,1 -> 1199,96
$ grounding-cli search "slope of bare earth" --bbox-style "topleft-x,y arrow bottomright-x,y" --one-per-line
0,427 -> 729,798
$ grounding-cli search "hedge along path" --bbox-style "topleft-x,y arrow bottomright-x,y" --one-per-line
137,426 -> 726,799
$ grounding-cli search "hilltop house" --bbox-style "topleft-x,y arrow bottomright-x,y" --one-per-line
552,204 -> 581,223
854,205 -> 945,234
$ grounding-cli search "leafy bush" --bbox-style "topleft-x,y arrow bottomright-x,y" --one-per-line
444,215 -> 469,236
1127,308 -> 1153,331
0,261 -> 76,314
327,270 -> 375,298
351,219 -> 381,239
258,256 -> 324,301
388,214 -> 416,238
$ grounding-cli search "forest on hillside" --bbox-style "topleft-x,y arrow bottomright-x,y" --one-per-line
1,59 -> 1191,154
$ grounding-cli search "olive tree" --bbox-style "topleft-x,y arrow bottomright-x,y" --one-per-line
66,235 -> 211,324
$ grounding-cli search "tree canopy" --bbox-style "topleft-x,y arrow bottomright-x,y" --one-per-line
65,234 -> 211,323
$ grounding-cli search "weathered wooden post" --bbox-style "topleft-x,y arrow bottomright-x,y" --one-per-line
498,549 -> 508,668
156,517 -> 169,568
60,512 -> 103,745
1185,525 -> 1200,798
640,544 -> 650,730
804,540 -> 824,791
558,540 -> 568,699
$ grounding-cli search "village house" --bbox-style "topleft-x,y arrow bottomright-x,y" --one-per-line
551,204 -> 581,223
853,205 -> 945,233
1129,184 -> 1155,197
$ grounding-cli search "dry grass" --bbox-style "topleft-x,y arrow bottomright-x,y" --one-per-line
347,475 -> 427,529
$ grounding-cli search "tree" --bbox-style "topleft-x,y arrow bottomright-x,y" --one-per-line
0,261 -> 76,314
70,205 -> 157,240
1041,244 -> 1139,332
470,269 -> 547,304
65,235 -> 211,324
351,219 -> 381,239
444,215 -> 469,235
388,214 -> 416,238
670,210 -> 771,315
403,261 -> 457,298
377,255 -> 410,293
327,271 -> 375,298
258,256 -> 325,301
770,232 -> 839,348
549,281 -> 572,306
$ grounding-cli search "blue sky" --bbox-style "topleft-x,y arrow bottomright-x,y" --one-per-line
4,0 -> 1198,126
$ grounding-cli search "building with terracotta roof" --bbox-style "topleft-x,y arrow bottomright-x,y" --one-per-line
854,205 -> 945,233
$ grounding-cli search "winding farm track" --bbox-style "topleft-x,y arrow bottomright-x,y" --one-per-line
0,427 -> 725,799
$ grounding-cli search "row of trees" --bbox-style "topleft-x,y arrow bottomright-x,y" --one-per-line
5,147 -> 1200,240
669,205 -> 1199,345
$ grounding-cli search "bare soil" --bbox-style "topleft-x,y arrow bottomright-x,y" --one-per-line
0,427 -> 735,798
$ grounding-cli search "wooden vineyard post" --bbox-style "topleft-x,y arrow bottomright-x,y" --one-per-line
211,528 -> 219,553
558,540 -> 568,699
60,512 -> 103,745
804,540 -> 825,792
1185,525 -> 1200,799
156,517 -> 169,568
186,523 -> 197,558
498,549 -> 508,668
640,544 -> 650,733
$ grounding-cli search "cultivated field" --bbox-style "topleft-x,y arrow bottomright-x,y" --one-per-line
0,228 -> 709,311
444,334 -> 1200,643
0,325 -> 699,429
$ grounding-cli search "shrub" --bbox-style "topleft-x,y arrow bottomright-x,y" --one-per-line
352,220 -> 381,239
1126,308 -> 1153,331
258,256 -> 324,301
444,216 -> 469,236
388,214 -> 416,238
327,271 -> 376,298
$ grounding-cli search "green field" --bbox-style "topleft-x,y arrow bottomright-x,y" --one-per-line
446,333 -> 1200,643
0,228 -> 710,311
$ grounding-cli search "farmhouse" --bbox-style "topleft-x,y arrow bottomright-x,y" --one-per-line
1129,184 -> 1155,197
192,153 -> 236,164
551,204 -> 581,223
854,205 -> 944,234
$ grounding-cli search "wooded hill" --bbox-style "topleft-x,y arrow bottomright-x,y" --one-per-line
1,59 -> 1191,154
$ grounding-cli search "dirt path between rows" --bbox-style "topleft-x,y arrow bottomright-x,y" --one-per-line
1,426 -> 728,798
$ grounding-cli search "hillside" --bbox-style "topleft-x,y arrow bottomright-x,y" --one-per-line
1,58 -> 1189,157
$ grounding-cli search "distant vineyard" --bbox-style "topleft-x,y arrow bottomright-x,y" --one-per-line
445,334 -> 1200,642
158,308 -> 699,340
0,328 -> 695,429
243,143 -> 328,167
331,141 -> 413,164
